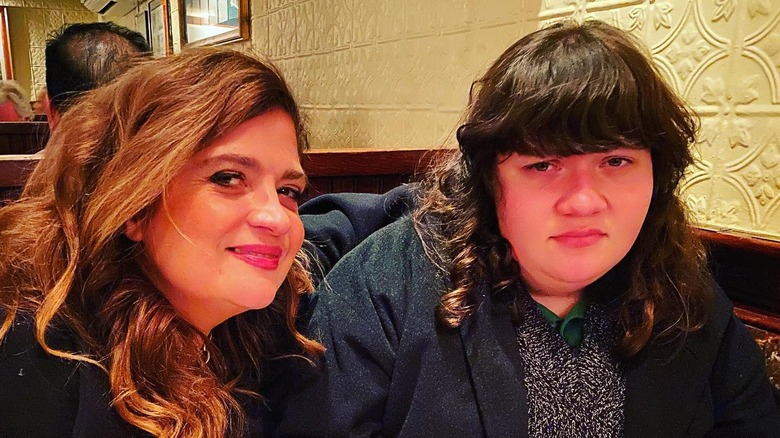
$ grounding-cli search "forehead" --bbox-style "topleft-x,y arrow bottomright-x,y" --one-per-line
508,140 -> 648,158
194,110 -> 302,167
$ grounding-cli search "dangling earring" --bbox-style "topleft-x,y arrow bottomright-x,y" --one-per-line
201,342 -> 211,365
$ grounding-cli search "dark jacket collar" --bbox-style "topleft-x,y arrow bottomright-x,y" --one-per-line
458,285 -> 527,436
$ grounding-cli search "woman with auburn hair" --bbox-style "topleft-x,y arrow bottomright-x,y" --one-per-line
279,20 -> 780,436
0,48 -> 322,436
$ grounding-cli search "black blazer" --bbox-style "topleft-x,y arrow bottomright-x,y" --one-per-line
277,218 -> 780,437
0,315 -> 146,437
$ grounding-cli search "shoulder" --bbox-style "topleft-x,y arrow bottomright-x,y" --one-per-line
0,313 -> 145,437
309,217 -> 442,341
0,313 -> 81,436
323,216 -> 431,289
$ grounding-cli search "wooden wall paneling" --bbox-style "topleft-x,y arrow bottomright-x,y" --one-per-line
0,122 -> 49,154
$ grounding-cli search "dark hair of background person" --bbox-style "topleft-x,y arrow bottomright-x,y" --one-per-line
413,19 -> 713,358
45,21 -> 151,113
0,48 -> 320,436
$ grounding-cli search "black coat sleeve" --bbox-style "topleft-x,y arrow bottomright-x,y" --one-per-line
709,311 -> 780,436
0,314 -> 81,437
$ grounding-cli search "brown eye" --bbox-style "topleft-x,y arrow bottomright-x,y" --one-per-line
528,161 -> 553,172
278,186 -> 303,203
605,157 -> 631,167
209,171 -> 244,187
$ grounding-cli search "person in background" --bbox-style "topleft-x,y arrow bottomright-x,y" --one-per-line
278,20 -> 780,436
43,21 -> 150,129
0,80 -> 33,121
31,87 -> 47,116
0,48 -> 321,437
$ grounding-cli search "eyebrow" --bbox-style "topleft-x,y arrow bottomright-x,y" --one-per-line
201,153 -> 308,185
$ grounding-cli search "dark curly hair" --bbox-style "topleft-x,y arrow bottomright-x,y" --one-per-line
413,19 -> 713,357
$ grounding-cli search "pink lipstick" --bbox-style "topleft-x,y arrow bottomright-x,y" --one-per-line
551,229 -> 606,248
228,244 -> 282,270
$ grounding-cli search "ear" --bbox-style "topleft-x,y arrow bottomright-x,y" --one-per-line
124,216 -> 146,242
43,94 -> 59,130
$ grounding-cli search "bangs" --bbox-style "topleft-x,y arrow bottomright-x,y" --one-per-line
459,21 -> 678,160
508,32 -> 651,157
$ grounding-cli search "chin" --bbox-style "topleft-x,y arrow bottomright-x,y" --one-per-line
232,286 -> 280,311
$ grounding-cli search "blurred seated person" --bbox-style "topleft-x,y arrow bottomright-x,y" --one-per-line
44,21 -> 150,129
0,80 -> 33,121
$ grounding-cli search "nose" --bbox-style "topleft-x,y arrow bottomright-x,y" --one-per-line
555,169 -> 608,216
246,191 -> 291,236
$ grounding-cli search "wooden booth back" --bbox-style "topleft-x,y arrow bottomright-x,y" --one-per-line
0,122 -> 49,155
2,149 -> 779,387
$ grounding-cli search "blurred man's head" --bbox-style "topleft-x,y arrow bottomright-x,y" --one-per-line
45,22 -> 150,127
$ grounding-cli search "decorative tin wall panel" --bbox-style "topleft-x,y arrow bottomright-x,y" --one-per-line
251,0 -> 778,240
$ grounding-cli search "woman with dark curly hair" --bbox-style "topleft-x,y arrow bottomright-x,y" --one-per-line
278,20 -> 780,436
0,48 -> 323,437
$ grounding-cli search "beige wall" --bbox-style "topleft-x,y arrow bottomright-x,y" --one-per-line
7,0 -> 779,240
1,0 -> 97,97
238,0 -> 780,241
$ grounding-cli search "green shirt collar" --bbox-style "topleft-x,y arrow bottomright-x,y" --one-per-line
535,299 -> 587,347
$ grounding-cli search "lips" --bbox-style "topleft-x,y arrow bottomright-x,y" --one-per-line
228,244 -> 283,270
551,229 -> 606,248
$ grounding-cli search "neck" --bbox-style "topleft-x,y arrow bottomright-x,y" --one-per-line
528,290 -> 583,317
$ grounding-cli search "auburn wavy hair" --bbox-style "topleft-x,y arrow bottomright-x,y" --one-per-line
413,20 -> 714,357
0,48 -> 322,436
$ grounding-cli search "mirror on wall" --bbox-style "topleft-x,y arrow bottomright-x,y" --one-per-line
178,0 -> 249,48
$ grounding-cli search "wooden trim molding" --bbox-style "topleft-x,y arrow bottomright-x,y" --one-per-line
0,154 -> 36,186
302,148 -> 451,176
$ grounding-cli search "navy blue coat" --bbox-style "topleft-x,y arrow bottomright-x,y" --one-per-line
277,218 -> 780,437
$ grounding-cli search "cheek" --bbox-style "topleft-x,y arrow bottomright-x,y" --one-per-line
496,195 -> 537,257
288,214 -> 305,251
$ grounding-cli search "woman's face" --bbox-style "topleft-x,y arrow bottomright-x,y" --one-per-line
126,109 -> 306,333
494,147 -> 653,297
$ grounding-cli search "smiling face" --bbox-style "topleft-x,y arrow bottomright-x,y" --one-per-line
494,147 -> 654,301
125,109 -> 306,333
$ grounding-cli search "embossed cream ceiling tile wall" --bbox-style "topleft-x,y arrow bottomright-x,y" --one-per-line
295,0 -> 317,54
267,6 -> 297,59
374,0 -> 406,43
309,108 -> 356,148
283,57 -> 313,105
362,41 -> 406,107
371,109 -> 408,149
349,44 -> 373,106
327,49 -> 356,105
475,0 -> 521,27
404,109 -> 444,148
322,0 -> 353,49
473,22 -> 526,76
345,109 -> 377,148
403,0 -> 439,38
420,31 -> 475,111
252,13 -> 270,55
438,0 -> 471,35
352,0 -> 378,45
26,14 -> 46,44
